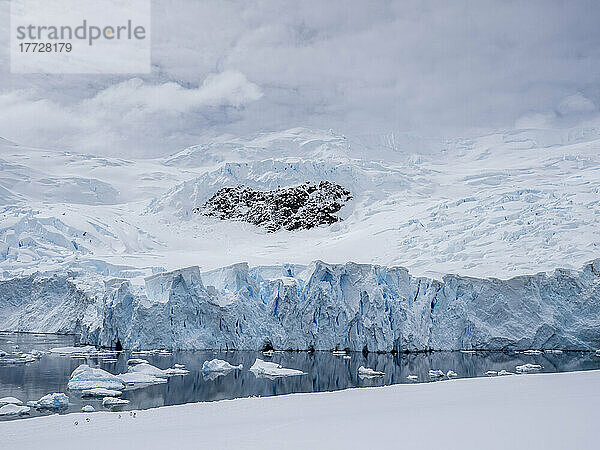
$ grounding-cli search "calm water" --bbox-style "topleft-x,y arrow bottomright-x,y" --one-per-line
1,332 -> 599,421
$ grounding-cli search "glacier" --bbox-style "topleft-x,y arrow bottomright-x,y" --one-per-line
0,258 -> 598,352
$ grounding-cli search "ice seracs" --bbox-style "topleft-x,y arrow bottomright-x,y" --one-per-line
0,404 -> 30,416
249,359 -> 305,378
358,366 -> 385,377
68,364 -> 125,390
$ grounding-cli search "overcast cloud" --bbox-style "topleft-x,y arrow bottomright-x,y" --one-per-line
0,0 -> 599,156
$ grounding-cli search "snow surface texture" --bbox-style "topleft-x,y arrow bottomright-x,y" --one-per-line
0,259 -> 598,351
1,370 -> 597,450
1,127 -> 599,280
196,181 -> 352,231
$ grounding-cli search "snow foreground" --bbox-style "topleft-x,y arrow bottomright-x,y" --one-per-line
1,370 -> 597,450
0,259 -> 599,351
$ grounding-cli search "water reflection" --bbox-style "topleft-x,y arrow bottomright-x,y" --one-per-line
1,332 -> 599,421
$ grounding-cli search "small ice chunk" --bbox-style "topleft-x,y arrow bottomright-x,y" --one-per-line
82,405 -> 95,412
498,370 -> 514,376
516,363 -> 542,373
429,369 -> 445,378
460,350 -> 477,354
68,364 -> 125,390
406,375 -> 418,381
81,388 -> 122,397
446,370 -> 458,378
0,404 -> 30,416
342,355 -> 351,360
358,366 -> 385,377
262,350 -> 274,357
117,372 -> 167,385
0,396 -> 23,406
174,364 -> 186,369
249,359 -> 305,378
127,358 -> 148,365
523,350 -> 543,355
49,346 -> 97,355
30,393 -> 69,409
595,350 -> 600,356
332,350 -> 347,356
545,350 -> 563,354
201,359 -> 243,373
164,367 -> 190,376
485,371 -> 498,376
128,363 -> 167,377
102,397 -> 130,407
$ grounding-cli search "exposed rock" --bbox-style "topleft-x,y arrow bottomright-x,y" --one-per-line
194,181 -> 351,231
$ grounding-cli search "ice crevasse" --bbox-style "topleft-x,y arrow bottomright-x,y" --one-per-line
0,259 -> 599,352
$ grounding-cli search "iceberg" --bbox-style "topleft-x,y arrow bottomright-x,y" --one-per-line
358,366 -> 385,377
249,359 -> 305,378
201,359 -> 243,373
0,396 -> 23,406
102,397 -> 129,407
516,364 -> 542,373
81,388 -> 122,397
50,346 -> 97,355
82,405 -> 95,412
29,393 -> 69,409
117,372 -> 167,385
68,364 -> 125,390
429,370 -> 445,378
0,404 -> 30,416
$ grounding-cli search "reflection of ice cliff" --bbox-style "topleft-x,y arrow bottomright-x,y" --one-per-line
1,259 -> 598,352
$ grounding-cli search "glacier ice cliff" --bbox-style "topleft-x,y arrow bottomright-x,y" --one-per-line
0,259 -> 599,352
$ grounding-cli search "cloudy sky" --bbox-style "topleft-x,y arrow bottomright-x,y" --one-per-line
1,0 -> 599,157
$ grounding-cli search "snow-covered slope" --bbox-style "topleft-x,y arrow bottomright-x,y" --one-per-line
2,126 -> 598,280
1,259 -> 598,351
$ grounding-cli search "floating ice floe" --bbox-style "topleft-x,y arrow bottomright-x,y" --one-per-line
262,350 -> 274,357
28,393 -> 69,409
164,367 -> 190,376
498,370 -> 514,376
522,350 -> 543,355
201,359 -> 243,373
0,396 -> 23,406
429,370 -> 445,378
102,397 -> 129,407
485,371 -> 498,376
407,375 -> 418,381
446,370 -> 458,378
516,363 -> 542,373
343,355 -> 351,360
127,358 -> 148,365
82,405 -> 95,412
174,364 -> 185,369
68,364 -> 125,390
128,363 -> 167,377
332,350 -> 347,356
545,350 -> 563,354
249,359 -> 305,378
81,388 -> 122,397
116,372 -> 167,385
595,350 -> 600,356
0,404 -> 30,416
49,346 -> 97,355
460,350 -> 477,354
358,366 -> 385,377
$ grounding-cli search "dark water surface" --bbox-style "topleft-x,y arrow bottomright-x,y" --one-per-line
1,332 -> 599,421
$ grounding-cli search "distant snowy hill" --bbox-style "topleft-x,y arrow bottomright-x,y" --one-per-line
0,126 -> 599,280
